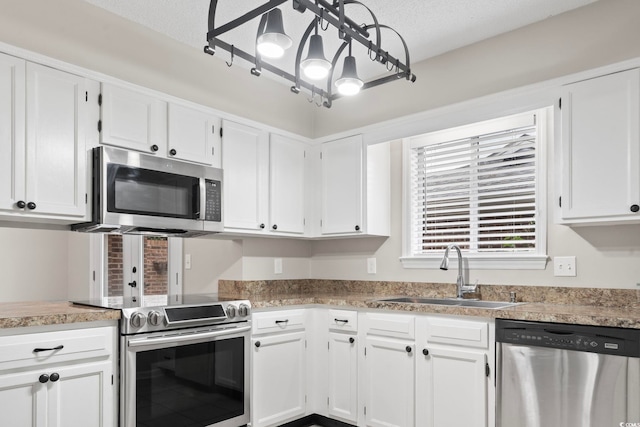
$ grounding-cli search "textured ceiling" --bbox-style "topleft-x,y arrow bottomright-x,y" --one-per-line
84,0 -> 598,82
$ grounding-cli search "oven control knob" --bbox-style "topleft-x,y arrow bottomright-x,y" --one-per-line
226,304 -> 237,318
238,303 -> 251,317
130,312 -> 147,328
148,310 -> 163,326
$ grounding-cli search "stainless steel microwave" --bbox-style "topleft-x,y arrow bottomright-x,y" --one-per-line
72,146 -> 223,237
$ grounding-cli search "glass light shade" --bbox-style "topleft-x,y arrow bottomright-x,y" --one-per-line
300,34 -> 332,80
335,55 -> 364,96
256,9 -> 292,59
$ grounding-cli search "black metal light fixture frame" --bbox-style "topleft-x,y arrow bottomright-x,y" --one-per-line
205,0 -> 417,108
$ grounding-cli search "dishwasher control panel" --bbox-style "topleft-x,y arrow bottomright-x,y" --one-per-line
496,319 -> 640,357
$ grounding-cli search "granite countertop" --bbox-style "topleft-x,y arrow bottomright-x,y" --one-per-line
244,292 -> 640,329
0,301 -> 120,329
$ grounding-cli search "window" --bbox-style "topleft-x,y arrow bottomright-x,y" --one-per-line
90,234 -> 183,304
402,109 -> 548,269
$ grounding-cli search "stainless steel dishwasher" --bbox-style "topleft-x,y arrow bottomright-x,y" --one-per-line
496,319 -> 640,427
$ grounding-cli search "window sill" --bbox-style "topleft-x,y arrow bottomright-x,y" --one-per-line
399,254 -> 549,270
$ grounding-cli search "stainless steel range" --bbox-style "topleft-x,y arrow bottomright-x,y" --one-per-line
74,295 -> 251,427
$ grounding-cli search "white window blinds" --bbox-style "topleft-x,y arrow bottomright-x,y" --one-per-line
409,112 -> 539,256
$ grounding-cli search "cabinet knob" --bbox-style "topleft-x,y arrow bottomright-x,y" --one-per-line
49,373 -> 60,382
39,374 -> 49,383
27,202 -> 36,210
631,204 -> 640,213
422,348 -> 429,356
16,200 -> 26,209
150,144 -> 159,152
169,148 -> 177,156
405,346 -> 412,353
272,224 -> 278,230
355,225 -> 360,231
259,223 -> 265,229
255,341 -> 261,348
349,337 -> 355,344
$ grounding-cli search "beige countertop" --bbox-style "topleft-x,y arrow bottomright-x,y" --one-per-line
0,301 -> 120,329
1,289 -> 638,330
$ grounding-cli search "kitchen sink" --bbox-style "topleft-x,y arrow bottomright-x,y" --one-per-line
377,296 -> 522,309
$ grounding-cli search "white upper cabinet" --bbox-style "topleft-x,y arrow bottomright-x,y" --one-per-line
99,83 -> 167,155
221,120 -> 269,232
559,68 -> 640,224
318,136 -> 390,237
269,134 -> 306,234
0,53 -> 92,222
167,102 -> 221,167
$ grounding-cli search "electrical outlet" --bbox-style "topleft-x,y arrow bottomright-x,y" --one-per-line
274,258 -> 283,274
554,256 -> 576,277
184,254 -> 191,270
367,257 -> 377,274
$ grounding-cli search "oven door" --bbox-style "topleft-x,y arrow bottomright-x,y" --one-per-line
122,324 -> 250,427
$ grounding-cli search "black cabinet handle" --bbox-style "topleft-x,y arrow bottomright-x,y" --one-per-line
275,319 -> 289,324
49,373 -> 60,382
39,374 -> 49,383
355,225 -> 360,231
334,318 -> 349,323
254,341 -> 261,348
406,346 -> 412,353
259,223 -> 265,229
128,281 -> 137,288
27,202 -> 36,210
33,345 -> 64,353
349,337 -> 355,344
150,144 -> 159,152
16,200 -> 26,209
422,348 -> 429,356
272,224 -> 278,230
631,204 -> 640,213
169,148 -> 177,156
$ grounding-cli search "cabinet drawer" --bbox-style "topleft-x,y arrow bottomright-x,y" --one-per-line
0,326 -> 114,372
425,317 -> 488,348
328,309 -> 358,332
252,309 -> 306,335
365,312 -> 415,339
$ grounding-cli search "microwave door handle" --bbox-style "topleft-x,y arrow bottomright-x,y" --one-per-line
198,177 -> 206,221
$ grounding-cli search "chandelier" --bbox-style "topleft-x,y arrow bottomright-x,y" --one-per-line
205,0 -> 417,108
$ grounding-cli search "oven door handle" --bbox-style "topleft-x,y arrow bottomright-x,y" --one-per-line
127,325 -> 251,349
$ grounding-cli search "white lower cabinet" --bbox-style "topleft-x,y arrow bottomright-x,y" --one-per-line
327,310 -> 359,424
362,312 -> 416,427
0,325 -> 117,427
416,316 -> 493,427
251,310 -> 307,427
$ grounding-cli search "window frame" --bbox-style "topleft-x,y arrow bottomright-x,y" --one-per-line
400,108 -> 550,270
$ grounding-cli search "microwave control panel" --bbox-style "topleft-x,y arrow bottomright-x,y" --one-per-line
204,179 -> 222,222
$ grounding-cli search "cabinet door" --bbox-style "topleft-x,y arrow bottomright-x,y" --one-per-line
48,361 -> 113,427
560,68 -> 640,221
0,370 -> 47,427
321,135 -> 363,235
364,335 -> 415,427
25,63 -> 88,218
419,346 -> 487,427
221,120 -> 269,232
167,103 -> 221,166
252,331 -> 306,427
0,53 -> 26,213
328,332 -> 358,423
270,134 -> 306,234
100,83 -> 166,155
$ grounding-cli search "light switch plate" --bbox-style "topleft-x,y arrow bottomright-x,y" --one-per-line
367,257 -> 377,274
184,254 -> 191,270
274,258 -> 283,274
554,256 -> 576,277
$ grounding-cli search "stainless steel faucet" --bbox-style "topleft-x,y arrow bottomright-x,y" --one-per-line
440,244 -> 477,299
